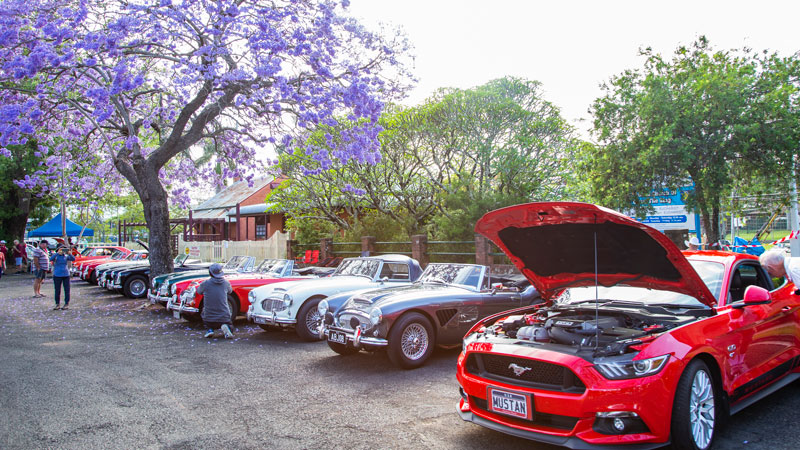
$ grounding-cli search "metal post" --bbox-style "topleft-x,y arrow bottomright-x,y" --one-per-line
791,160 -> 800,257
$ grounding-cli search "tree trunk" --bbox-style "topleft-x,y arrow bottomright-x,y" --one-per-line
116,158 -> 174,278
1,189 -> 32,243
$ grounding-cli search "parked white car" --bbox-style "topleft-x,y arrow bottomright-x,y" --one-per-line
246,255 -> 423,340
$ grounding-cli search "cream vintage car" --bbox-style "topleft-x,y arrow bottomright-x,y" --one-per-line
246,255 -> 422,340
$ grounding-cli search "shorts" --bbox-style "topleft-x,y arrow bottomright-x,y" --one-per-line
15,257 -> 22,266
35,269 -> 47,279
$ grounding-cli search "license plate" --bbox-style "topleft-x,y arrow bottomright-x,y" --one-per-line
328,330 -> 347,345
253,316 -> 267,324
173,310 -> 181,319
487,387 -> 532,420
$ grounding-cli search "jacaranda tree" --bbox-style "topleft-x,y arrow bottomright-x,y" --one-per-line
0,0 -> 410,275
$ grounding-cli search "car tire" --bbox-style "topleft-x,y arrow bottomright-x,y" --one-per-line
327,340 -> 359,355
671,359 -> 718,450
227,295 -> 238,324
89,271 -> 97,284
296,296 -> 326,341
123,275 -> 148,298
387,312 -> 435,369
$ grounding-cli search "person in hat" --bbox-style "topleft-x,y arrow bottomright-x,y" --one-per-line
685,236 -> 702,251
49,245 -> 76,310
195,263 -> 234,338
31,240 -> 50,298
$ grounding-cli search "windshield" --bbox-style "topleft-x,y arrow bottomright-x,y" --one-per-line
111,250 -> 126,259
257,259 -> 291,275
81,248 -> 93,256
334,258 -> 380,278
418,264 -> 483,289
174,254 -> 188,265
224,256 -> 249,270
555,260 -> 725,308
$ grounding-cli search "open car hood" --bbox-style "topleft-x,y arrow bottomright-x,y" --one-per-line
475,202 -> 717,307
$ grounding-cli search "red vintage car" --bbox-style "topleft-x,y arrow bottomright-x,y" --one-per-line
72,249 -> 132,281
457,202 -> 800,450
166,259 -> 315,324
74,246 -> 130,264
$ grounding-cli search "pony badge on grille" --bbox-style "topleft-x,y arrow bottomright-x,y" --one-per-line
509,363 -> 532,376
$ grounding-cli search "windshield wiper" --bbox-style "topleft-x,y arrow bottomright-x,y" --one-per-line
565,299 -> 644,307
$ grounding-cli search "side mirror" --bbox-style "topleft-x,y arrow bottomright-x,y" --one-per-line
732,285 -> 771,308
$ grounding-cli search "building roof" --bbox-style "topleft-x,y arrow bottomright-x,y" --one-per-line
191,177 -> 274,220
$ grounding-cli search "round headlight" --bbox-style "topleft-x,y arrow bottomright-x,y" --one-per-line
369,307 -> 382,326
318,299 -> 329,315
151,278 -> 156,288
170,284 -> 176,294
248,291 -> 255,301
282,293 -> 293,308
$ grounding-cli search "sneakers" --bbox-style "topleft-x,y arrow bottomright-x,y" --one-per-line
53,305 -> 61,310
204,329 -> 215,338
221,324 -> 234,339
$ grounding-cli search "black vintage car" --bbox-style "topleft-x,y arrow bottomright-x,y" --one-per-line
105,254 -> 212,299
319,263 -> 540,369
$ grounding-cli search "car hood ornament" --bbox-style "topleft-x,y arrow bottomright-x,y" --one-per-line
508,363 -> 532,376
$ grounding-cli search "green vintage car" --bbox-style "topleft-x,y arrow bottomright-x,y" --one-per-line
147,255 -> 256,306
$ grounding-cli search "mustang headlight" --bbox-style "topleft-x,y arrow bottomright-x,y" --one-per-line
368,307 -> 382,326
594,354 -> 670,380
318,299 -> 329,315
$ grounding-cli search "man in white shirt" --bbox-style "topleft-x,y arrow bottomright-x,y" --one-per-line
759,249 -> 800,284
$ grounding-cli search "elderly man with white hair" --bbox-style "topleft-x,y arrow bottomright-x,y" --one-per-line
759,249 -> 800,284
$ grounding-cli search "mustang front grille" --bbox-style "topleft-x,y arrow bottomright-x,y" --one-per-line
469,395 -> 579,431
465,353 -> 585,393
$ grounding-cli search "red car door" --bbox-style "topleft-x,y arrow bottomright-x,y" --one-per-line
722,263 -> 799,401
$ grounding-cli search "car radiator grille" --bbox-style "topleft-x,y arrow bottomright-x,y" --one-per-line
261,299 -> 284,311
465,353 -> 585,393
337,312 -> 370,330
469,395 -> 579,431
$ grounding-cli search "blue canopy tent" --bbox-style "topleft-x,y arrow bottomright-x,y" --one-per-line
28,213 -> 94,237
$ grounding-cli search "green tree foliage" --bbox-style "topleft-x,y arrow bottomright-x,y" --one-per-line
586,37 -> 800,243
0,141 -> 58,241
270,77 -> 582,241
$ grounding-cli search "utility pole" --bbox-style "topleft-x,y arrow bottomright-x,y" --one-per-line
790,159 -> 800,257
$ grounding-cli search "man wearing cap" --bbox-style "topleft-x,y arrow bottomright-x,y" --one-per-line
196,263 -> 234,338
685,236 -> 702,251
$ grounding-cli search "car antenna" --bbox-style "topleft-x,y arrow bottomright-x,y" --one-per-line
594,215 -> 600,350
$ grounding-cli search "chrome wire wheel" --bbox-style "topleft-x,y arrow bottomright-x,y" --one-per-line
400,323 -> 429,360
305,309 -> 322,334
689,369 -> 715,449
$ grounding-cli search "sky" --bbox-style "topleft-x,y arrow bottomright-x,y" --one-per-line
346,0 -> 800,138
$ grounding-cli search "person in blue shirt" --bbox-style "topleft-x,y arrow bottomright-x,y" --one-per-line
50,245 -> 76,310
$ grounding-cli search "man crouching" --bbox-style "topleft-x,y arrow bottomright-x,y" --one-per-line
197,263 -> 234,339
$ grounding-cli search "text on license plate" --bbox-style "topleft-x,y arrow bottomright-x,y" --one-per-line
328,330 -> 347,345
488,387 -> 531,420
253,316 -> 267,324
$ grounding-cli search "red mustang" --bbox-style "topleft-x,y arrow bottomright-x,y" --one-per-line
457,202 -> 799,450
167,259 -> 315,324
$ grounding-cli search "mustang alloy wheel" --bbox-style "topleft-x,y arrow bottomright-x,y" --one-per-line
671,359 -> 717,450
296,297 -> 325,341
387,312 -> 435,369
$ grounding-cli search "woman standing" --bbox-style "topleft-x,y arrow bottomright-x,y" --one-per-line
50,245 -> 75,310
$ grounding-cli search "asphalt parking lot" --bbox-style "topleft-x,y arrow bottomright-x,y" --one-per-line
2,274 -> 800,449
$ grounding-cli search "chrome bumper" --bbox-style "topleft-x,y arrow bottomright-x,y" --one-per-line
148,292 -> 171,304
323,326 -> 388,347
166,296 -> 199,314
247,311 -> 296,326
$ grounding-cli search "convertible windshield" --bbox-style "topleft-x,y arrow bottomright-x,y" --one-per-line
224,256 -> 249,270
81,248 -> 93,256
417,264 -> 483,289
334,259 -> 380,278
555,260 -> 725,308
257,259 -> 291,275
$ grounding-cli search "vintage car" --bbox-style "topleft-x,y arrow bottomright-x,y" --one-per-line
103,254 -> 211,298
73,246 -> 130,265
72,249 -> 130,279
319,263 -> 539,369
167,259 -> 316,323
85,251 -> 149,284
247,255 -> 423,340
456,202 -> 800,450
147,255 -> 256,305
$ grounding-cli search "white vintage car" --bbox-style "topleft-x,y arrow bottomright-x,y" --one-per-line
246,255 -> 423,340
